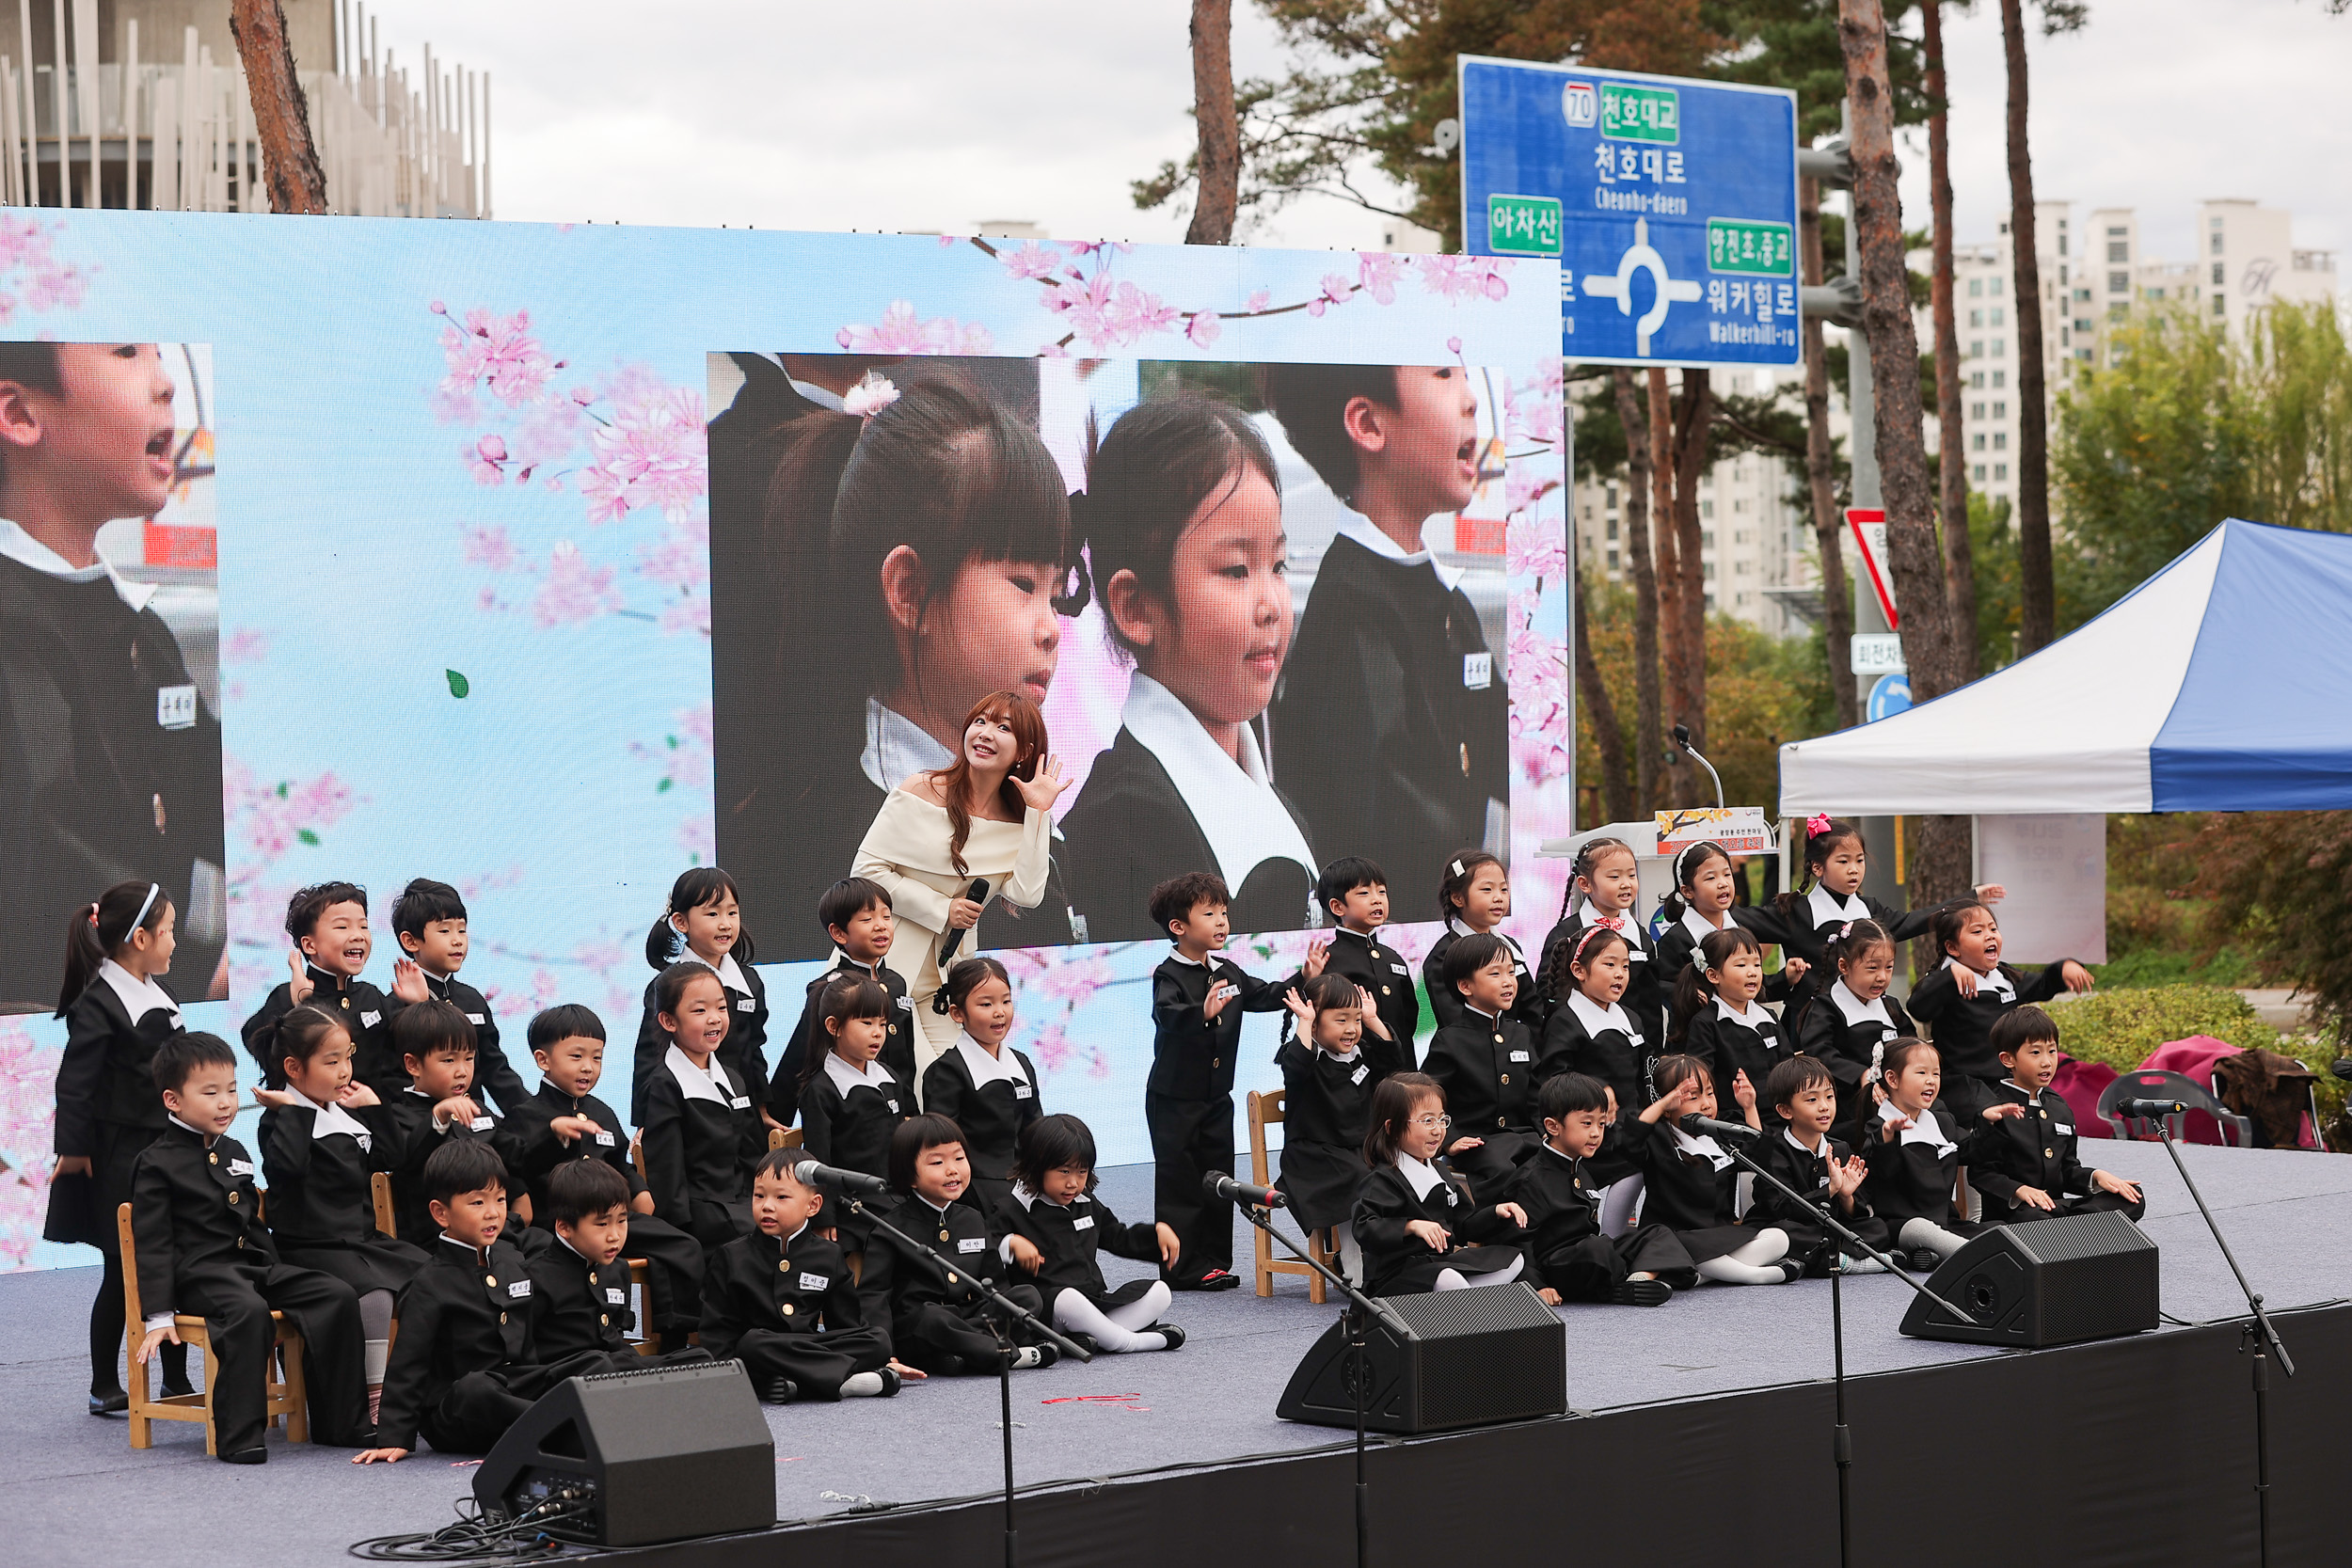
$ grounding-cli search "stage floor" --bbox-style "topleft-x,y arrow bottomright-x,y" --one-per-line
7,1139 -> 2349,1567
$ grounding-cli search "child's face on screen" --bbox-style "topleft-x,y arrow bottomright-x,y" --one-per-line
3,343 -> 179,525
301,900 -> 372,976
1112,465 -> 1292,737
903,553 -> 1063,716
534,1035 -> 605,1099
1356,366 -> 1479,515
831,901 -> 895,964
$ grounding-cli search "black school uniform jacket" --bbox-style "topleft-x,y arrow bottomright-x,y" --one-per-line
1506,1140 -> 1612,1264
381,1089 -> 521,1242
1652,909 -> 1804,1005
799,1056 -> 908,1228
1747,1130 -> 1874,1234
1150,952 -> 1297,1101
699,1225 -> 869,1356
996,1186 -> 1160,1309
1351,1156 -> 1521,1297
770,954 -> 916,1117
639,1049 -> 761,1225
1682,999 -> 1793,1103
0,555 -> 226,1010
1269,531 -> 1507,883
523,1236 -> 638,1359
919,1039 -> 1041,1183
1907,961 -> 2074,1085
1274,1037 -> 1376,1230
1060,726 -> 1318,946
885,1192 -> 1007,1328
1861,1105 -> 1963,1231
1740,890 -> 1974,990
391,973 -> 528,1116
1425,1010 -> 1540,1145
1963,1082 -> 2099,1213
129,1122 -> 279,1315
377,1236 -> 547,1451
1422,927 -> 1548,1037
1629,1119 -> 1747,1232
1321,927 -> 1420,1076
1538,992 -> 1654,1110
243,970 -> 399,1093
1540,909 -> 1665,1040
631,957 -> 771,1124
52,976 -> 182,1155
505,1083 -> 644,1224
1792,982 -> 1915,1089
257,1099 -> 399,1247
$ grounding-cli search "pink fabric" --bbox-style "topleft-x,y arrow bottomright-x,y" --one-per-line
2136,1037 -> 2250,1147
2054,1057 -> 2119,1139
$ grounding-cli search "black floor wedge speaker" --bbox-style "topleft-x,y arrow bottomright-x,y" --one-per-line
1277,1281 -> 1565,1433
474,1358 -> 775,1547
1900,1210 -> 2159,1349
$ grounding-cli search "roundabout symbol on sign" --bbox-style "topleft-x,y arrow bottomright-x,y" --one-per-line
1580,216 -> 1705,358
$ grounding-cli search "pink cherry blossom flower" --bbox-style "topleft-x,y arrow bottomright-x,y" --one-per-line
1447,336 -> 1464,356
1419,255 -> 1516,304
1186,310 -> 1222,349
1506,510 -> 1569,579
222,627 -> 270,664
439,307 -> 554,406
579,387 -> 707,526
677,815 -> 716,864
1000,241 -> 1061,281
1357,252 -> 1405,305
834,299 -> 994,356
531,541 -> 623,627
1244,289 -> 1271,314
1320,273 -> 1355,309
462,524 -> 518,572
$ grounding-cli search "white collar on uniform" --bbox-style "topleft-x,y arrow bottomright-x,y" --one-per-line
664,1044 -> 735,1106
167,1114 -> 216,1143
1565,989 -> 1637,1040
1669,1125 -> 1733,1171
1332,507 -> 1466,592
1168,949 -> 1206,968
1395,1151 -> 1447,1202
1946,956 -> 2015,1002
1313,1040 -> 1363,1062
1881,1099 -> 1957,1154
1807,885 -> 1871,928
294,1086 -> 371,1142
1830,979 -> 1893,1029
1009,1183 -> 1086,1212
684,949 -> 750,995
822,1052 -> 894,1096
859,695 -> 954,796
98,958 -> 181,1026
1680,906 -> 1730,945
955,1031 -> 1030,1090
1783,1128 -> 1821,1157
1122,672 -> 1317,910
0,516 -> 159,611
1714,995 -> 1767,1027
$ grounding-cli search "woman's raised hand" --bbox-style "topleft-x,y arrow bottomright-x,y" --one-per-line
1012,753 -> 1073,814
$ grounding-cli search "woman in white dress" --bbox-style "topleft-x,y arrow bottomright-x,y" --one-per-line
853,689 -> 1072,1070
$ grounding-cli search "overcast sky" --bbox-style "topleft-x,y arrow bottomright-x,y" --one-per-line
386,0 -> 2348,267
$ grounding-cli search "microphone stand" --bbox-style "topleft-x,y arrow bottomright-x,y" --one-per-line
1709,1132 -> 1978,1568
2144,1120 -> 2294,1568
1236,1201 -> 1415,1568
840,1193 -> 1093,1568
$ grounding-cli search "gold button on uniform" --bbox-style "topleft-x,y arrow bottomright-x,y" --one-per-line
782,1303 -> 795,1317
599,1314 -> 609,1325
485,1275 -> 498,1288
208,1152 -> 218,1164
779,1259 -> 790,1274
2044,1148 -> 2055,1158
1500,1073 -> 1510,1085
940,1229 -> 952,1242
499,1312 -> 507,1324
1460,743 -> 1470,775
1381,986 -> 1391,996
227,1192 -> 239,1204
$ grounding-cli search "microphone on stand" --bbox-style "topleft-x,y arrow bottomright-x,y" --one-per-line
792,1160 -> 890,1196
1677,1113 -> 1762,1142
2114,1097 -> 2187,1121
1204,1171 -> 1288,1209
938,878 -> 991,965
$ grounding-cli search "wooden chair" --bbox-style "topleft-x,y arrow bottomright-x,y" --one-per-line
370,1171 -> 397,1238
116,1200 -> 308,1454
767,1127 -> 803,1154
1246,1089 -> 1328,1303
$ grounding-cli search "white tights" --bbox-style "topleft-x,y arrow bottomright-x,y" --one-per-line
1435,1254 -> 1525,1291
1695,1229 -> 1792,1285
359,1289 -> 395,1383
1052,1281 -> 1173,1353
1326,1228 -> 1364,1285
1899,1216 -> 1970,1259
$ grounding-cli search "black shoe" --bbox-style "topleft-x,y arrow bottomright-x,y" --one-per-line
1613,1277 -> 1673,1307
876,1366 -> 902,1398
1152,1323 -> 1186,1350
88,1389 -> 129,1417
1011,1343 -> 1058,1370
1777,1259 -> 1807,1285
220,1446 -> 268,1465
1908,1248 -> 1942,1273
759,1377 -> 799,1405
1058,1329 -> 1098,1356
160,1379 -> 197,1401
1170,1269 -> 1242,1291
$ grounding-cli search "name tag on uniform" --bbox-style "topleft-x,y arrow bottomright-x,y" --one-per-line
595,1132 -> 615,1147
1627,947 -> 1646,962
1389,962 -> 1409,976
355,1133 -> 372,1152
360,1010 -> 383,1029
506,1280 -> 532,1298
469,1116 -> 495,1132
1463,652 -> 1492,691
465,1012 -> 486,1025
1013,1084 -> 1033,1100
1629,1034 -> 1645,1047
799,1272 -> 830,1291
1073,1215 -> 1094,1231
957,1237 -> 986,1254
1510,1050 -> 1531,1063
1213,984 -> 1238,1004
227,1159 -> 254,1176
1350,1064 -> 1370,1085
737,998 -> 755,1012
606,1287 -> 627,1305
156,684 -> 198,730
1439,1186 -> 1458,1206
897,996 -> 914,1012
729,1095 -> 751,1110
2055,1123 -> 2074,1136
885,1100 -> 900,1114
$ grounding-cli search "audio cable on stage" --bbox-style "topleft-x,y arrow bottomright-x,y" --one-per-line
347,1485 -> 595,1563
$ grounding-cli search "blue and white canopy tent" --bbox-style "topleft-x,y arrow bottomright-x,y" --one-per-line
1778,519 -> 2352,816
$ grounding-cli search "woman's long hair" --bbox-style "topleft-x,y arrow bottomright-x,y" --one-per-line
925,690 -> 1047,876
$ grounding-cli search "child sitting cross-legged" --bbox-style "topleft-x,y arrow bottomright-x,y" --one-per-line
698,1151 -> 901,1405
1000,1114 -> 1185,1354
1747,1056 -> 1895,1276
1629,1054 -> 1796,1287
879,1112 -> 1058,1376
1506,1071 -> 1692,1307
1351,1073 -> 1529,1296
1965,1007 -> 2146,1227
523,1159 -> 711,1366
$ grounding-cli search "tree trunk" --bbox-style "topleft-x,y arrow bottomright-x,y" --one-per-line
1800,176 -> 1860,729
1647,368 -> 1685,774
1572,567 -> 1635,826
2000,0 -> 2055,652
230,0 -> 326,214
1184,0 -> 1239,245
1839,0 -> 1961,704
1924,0 -> 1978,681
1611,368 -> 1662,812
1670,370 -> 1712,754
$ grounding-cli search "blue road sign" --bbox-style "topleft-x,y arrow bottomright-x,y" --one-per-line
1460,57 -> 1799,368
1867,672 -> 1913,723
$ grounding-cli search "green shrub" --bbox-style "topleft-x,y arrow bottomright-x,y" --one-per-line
2045,985 -> 2262,1073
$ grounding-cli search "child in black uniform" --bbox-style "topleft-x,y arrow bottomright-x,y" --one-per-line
250,1003 -> 426,1418
1263,361 -> 1506,881
795,972 -> 910,1252
880,1113 -> 1057,1375
1536,926 -> 1651,1184
638,962 -> 763,1249
1002,1114 -> 1185,1354
1422,850 -> 1546,1036
355,1142 -> 627,1464
1351,1073 -> 1528,1296
505,1004 -> 706,1341
1630,1054 -> 1796,1286
1651,840 -> 1808,998
701,1151 -> 900,1403
130,1034 -> 372,1462
1275,973 -> 1390,1282
919,958 -> 1042,1219
1509,1072 -> 1690,1307
1966,1008 -> 2145,1226
1423,933 -> 1542,1191
47,879 -> 193,1412
1673,927 -> 1793,1107
241,882 -> 427,1097
1909,903 -> 2093,1120
770,878 -> 915,1112
1748,1057 -> 1894,1275
389,879 -> 528,1116
1145,871 -> 1312,1291
523,1159 -> 712,1365
1741,816 -> 2002,1006
1790,919 -> 1914,1124
381,1000 -> 524,1243
631,867 -> 771,1127
1313,857 -> 1418,1075
1538,838 -> 1663,1047
1858,1037 -> 1976,1266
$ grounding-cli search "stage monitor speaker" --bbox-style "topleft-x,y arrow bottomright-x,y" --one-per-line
1900,1210 -> 2158,1349
1276,1281 -> 1565,1434
473,1358 -> 775,1547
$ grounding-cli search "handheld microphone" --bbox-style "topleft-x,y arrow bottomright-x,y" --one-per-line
938,878 -> 992,965
1677,1113 -> 1761,1141
792,1160 -> 890,1196
2115,1097 -> 2187,1121
1204,1171 -> 1287,1209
